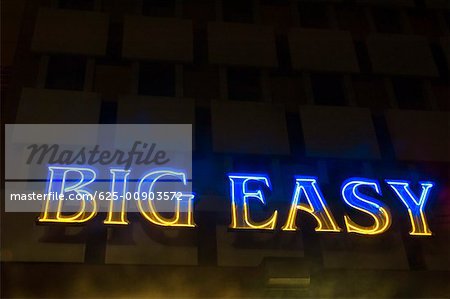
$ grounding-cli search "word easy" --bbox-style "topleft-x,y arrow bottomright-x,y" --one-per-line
38,166 -> 435,236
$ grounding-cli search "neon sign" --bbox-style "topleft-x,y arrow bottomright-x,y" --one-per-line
37,166 -> 436,236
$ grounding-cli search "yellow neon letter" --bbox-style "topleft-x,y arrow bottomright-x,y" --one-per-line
282,177 -> 340,232
386,180 -> 434,236
136,170 -> 195,227
104,169 -> 130,225
39,166 -> 97,223
228,174 -> 278,230
342,178 -> 391,235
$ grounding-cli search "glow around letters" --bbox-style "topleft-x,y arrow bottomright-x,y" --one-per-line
38,166 -> 435,236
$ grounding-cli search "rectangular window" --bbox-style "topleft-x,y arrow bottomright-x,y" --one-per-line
431,81 -> 449,111
310,74 -> 346,106
444,11 -> 450,30
189,15 -> 209,65
223,0 -> 254,23
298,2 -> 329,29
335,4 -> 370,39
138,62 -> 175,96
105,22 -> 123,61
260,0 -> 289,4
183,0 -> 216,22
393,78 -> 427,110
275,35 -> 290,70
99,101 -> 117,124
270,73 -> 307,109
142,0 -> 175,17
182,0 -> 214,65
184,65 -> 220,100
58,0 -> 94,10
354,41 -> 371,74
372,8 -> 403,33
260,1 -> 292,35
227,68 -> 261,101
408,10 -> 441,37
430,42 -> 449,79
352,75 -> 390,110
94,62 -> 132,101
46,55 -> 86,90
101,0 -> 136,21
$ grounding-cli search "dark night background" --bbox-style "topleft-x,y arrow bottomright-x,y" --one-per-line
1,0 -> 449,298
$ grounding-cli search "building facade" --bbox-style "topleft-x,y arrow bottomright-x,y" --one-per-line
1,0 -> 449,297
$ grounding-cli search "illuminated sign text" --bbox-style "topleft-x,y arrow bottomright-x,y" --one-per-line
38,167 -> 435,236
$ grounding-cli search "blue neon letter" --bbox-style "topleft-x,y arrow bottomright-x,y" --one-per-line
386,180 -> 434,236
136,169 -> 195,227
228,174 -> 278,230
39,166 -> 97,223
341,178 -> 391,235
282,176 -> 340,232
104,168 -> 130,225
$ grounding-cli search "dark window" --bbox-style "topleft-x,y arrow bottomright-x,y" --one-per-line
352,75 -> 390,111
275,35 -> 291,70
392,78 -> 426,110
227,68 -> 261,101
183,0 -> 214,65
431,81 -> 449,111
260,0 -> 289,4
430,42 -> 449,79
138,62 -> 175,96
285,111 -> 305,159
1,66 -> 12,98
354,41 -> 371,74
183,0 -> 216,22
444,11 -> 450,30
105,22 -> 123,61
372,114 -> 396,160
100,0 -> 136,21
335,5 -> 370,39
192,20 -> 208,65
93,61 -> 132,101
99,101 -> 117,124
415,0 -> 426,10
46,55 -> 86,90
58,0 -> 94,10
310,74 -> 346,106
184,65 -> 220,100
223,0 -> 253,23
298,2 -> 329,29
372,8 -> 403,33
270,74 -> 307,108
408,10 -> 441,37
260,1 -> 292,34
142,0 -> 175,17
